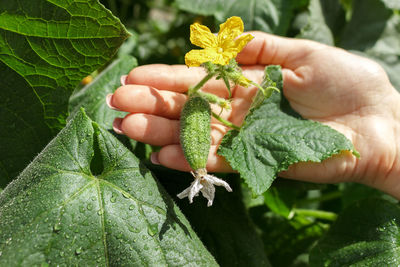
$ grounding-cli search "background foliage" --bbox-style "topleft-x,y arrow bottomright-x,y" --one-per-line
0,0 -> 399,266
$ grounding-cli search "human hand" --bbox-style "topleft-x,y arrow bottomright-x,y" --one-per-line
108,31 -> 400,198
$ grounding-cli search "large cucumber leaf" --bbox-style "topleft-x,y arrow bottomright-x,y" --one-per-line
0,110 -> 217,266
310,198 -> 400,266
0,0 -> 129,187
218,65 -> 355,195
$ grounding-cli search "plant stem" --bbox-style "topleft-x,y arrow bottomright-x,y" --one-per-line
212,112 -> 241,130
188,73 -> 214,96
294,209 -> 338,221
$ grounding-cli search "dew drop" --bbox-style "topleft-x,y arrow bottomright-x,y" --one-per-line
129,205 -> 134,210
110,193 -> 117,203
79,206 -> 85,213
87,203 -> 93,211
147,223 -> 158,237
97,210 -> 104,216
122,192 -> 129,199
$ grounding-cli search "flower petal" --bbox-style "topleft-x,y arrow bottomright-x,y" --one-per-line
188,179 -> 203,203
177,186 -> 191,199
190,23 -> 217,48
200,181 -> 216,207
217,16 -> 244,47
207,175 -> 233,192
185,48 -> 219,67
231,33 -> 254,52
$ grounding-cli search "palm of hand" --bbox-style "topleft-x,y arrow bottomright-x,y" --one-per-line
278,46 -> 399,189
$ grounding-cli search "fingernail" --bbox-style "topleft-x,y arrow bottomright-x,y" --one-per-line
106,94 -> 119,110
112,118 -> 124,134
150,152 -> 161,165
120,75 -> 128,86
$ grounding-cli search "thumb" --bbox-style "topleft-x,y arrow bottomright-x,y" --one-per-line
237,31 -> 315,69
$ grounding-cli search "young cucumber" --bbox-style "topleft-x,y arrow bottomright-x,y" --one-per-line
180,96 -> 211,170
178,96 -> 232,206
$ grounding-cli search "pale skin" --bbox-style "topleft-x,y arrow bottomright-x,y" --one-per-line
108,32 -> 400,199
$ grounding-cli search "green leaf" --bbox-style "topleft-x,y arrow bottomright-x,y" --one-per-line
339,0 -> 400,90
153,169 -> 271,267
218,65 -> 356,195
339,183 -> 398,208
69,55 -> 137,129
249,208 -> 328,267
263,185 -> 296,218
297,0 -> 340,45
0,0 -> 129,187
175,0 -> 296,35
341,0 -> 394,51
0,109 -> 217,266
310,198 -> 400,266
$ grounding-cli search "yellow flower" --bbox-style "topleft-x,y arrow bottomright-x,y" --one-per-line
185,16 -> 254,67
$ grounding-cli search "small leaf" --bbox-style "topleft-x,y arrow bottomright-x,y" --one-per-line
218,65 -> 356,195
0,110 -> 217,266
310,198 -> 400,266
69,55 -> 138,129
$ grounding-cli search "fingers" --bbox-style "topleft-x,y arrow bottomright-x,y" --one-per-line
111,85 -> 187,119
152,145 -> 233,173
116,114 -> 180,146
126,64 -> 229,98
237,31 -> 318,68
114,113 -> 228,147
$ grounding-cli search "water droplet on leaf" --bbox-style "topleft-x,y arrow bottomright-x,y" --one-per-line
147,223 -> 158,237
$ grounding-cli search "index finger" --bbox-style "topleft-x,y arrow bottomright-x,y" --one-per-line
126,64 -> 229,97
237,31 -> 317,68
